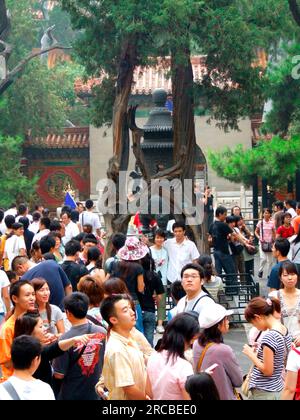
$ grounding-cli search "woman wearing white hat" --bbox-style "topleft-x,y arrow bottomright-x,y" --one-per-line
193,304 -> 243,400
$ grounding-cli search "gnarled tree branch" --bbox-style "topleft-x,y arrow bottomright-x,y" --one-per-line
288,0 -> 300,27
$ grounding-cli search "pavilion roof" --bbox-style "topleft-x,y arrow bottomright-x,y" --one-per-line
24,126 -> 89,149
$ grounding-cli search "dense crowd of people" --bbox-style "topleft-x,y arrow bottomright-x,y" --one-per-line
0,198 -> 300,400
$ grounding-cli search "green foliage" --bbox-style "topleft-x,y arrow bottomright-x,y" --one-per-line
208,135 -> 300,188
0,135 -> 38,208
0,60 -> 67,137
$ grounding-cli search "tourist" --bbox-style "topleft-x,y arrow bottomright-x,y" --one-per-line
273,201 -> 285,230
53,292 -> 106,400
289,229 -> 300,274
77,275 -> 107,329
4,222 -> 26,270
0,281 -> 36,380
146,313 -> 200,400
86,246 -> 105,282
185,372 -> 220,401
31,278 -> 65,335
209,206 -> 237,291
0,336 -> 55,400
276,213 -> 295,239
79,200 -> 101,237
0,215 -> 15,270
18,217 -> 34,257
292,202 -> 300,235
269,261 -> 300,344
281,344 -> 300,400
0,269 -> 10,325
174,263 -> 215,316
100,295 -> 148,400
167,280 -> 186,321
30,241 -> 43,264
139,253 -> 165,347
28,211 -> 41,235
61,212 -> 80,246
79,235 -> 98,265
48,231 -> 64,262
243,297 -> 292,400
255,208 -> 276,279
13,256 -> 72,310
197,255 -> 224,302
15,204 -> 32,223
61,239 -> 88,291
31,217 -> 51,245
164,222 -> 199,284
193,304 -> 243,400
39,235 -> 56,259
231,205 -> 242,217
150,229 -> 169,334
285,199 -> 297,220
267,238 -> 290,292
104,233 -> 126,274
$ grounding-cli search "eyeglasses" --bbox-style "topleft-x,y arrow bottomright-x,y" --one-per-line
182,275 -> 200,280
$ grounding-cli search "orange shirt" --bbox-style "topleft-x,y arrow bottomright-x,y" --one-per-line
0,315 -> 16,381
293,216 -> 300,235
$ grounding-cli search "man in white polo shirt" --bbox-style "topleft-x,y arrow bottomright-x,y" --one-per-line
79,200 -> 101,237
164,222 -> 200,283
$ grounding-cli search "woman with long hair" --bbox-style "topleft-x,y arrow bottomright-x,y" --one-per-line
86,246 -> 105,283
197,255 -> 224,302
185,372 -> 220,401
146,313 -> 200,400
193,304 -> 242,400
243,297 -> 292,400
31,278 -> 65,335
255,208 -> 276,279
269,261 -> 300,345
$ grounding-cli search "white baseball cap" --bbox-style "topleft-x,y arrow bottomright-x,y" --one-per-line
199,304 -> 234,329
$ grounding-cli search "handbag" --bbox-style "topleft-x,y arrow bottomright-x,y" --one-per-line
261,220 -> 273,252
245,245 -> 258,256
241,366 -> 253,398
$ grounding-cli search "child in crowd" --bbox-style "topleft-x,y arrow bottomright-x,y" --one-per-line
197,255 -> 224,302
185,372 -> 220,401
276,213 -> 295,240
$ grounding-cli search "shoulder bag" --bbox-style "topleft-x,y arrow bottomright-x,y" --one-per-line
261,220 -> 273,252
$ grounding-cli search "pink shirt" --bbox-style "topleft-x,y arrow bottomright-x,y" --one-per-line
147,350 -> 193,400
257,219 -> 275,243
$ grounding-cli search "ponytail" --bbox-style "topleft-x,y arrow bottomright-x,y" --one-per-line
244,297 -> 280,323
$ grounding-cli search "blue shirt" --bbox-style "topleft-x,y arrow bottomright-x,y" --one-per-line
267,259 -> 290,290
22,260 -> 70,310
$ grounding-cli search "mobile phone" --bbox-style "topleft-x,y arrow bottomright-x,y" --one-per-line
205,363 -> 219,373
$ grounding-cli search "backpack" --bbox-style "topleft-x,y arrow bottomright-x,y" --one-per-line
185,293 -> 215,318
292,347 -> 300,400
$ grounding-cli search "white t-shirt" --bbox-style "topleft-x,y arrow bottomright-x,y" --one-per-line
0,270 -> 10,313
79,211 -> 101,234
286,346 -> 300,373
0,376 -> 55,400
175,290 -> 215,316
31,229 -> 50,246
287,208 -> 297,219
4,235 -> 26,269
62,222 -> 80,245
164,238 -> 200,283
28,221 -> 40,235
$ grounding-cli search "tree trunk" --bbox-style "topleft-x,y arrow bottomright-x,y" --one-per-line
288,0 -> 300,27
102,40 -> 137,260
171,48 -> 207,252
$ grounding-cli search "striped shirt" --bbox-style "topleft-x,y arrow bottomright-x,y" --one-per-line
249,330 -> 292,392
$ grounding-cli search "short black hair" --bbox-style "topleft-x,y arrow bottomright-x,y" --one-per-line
100,294 -> 129,327
185,373 -> 220,401
49,220 -> 62,232
74,233 -> 87,243
64,292 -> 89,319
18,204 -> 27,215
111,233 -> 126,251
225,215 -> 236,224
65,239 -> 81,256
70,210 -> 79,223
61,205 -> 72,215
5,215 -> 15,229
40,217 -> 51,230
274,238 -> 290,257
40,235 -> 56,254
274,201 -> 284,210
10,280 -> 33,307
181,263 -> 205,279
285,199 -> 296,209
32,211 -> 41,222
12,222 -> 24,230
154,229 -> 167,239
18,217 -> 29,230
85,199 -> 94,209
0,209 -> 4,224
172,221 -> 186,232
215,206 -> 227,217
11,335 -> 42,370
87,246 -> 101,262
170,281 -> 186,302
43,252 -> 56,261
82,236 -> 98,246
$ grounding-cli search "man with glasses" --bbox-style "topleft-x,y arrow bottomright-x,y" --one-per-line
174,263 -> 215,316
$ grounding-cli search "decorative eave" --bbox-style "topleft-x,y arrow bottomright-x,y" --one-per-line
24,126 -> 89,149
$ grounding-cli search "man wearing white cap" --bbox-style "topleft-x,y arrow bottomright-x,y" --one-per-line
193,304 -> 243,400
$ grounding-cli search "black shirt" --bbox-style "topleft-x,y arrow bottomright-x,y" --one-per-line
61,261 -> 89,291
111,261 -> 144,301
138,271 -> 165,313
33,341 -> 65,387
209,221 -> 233,255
